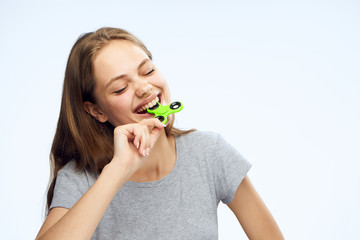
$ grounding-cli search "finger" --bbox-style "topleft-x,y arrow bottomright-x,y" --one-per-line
114,124 -> 137,141
139,118 -> 166,131
144,125 -> 151,155
132,125 -> 145,155
139,125 -> 150,156
133,128 -> 141,149
143,119 -> 165,150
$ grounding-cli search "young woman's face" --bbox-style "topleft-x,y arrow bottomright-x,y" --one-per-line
91,40 -> 171,126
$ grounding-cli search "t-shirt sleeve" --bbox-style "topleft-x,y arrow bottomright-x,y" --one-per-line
49,163 -> 89,210
213,134 -> 252,204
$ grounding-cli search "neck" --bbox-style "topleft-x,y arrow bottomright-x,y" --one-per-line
129,129 -> 176,182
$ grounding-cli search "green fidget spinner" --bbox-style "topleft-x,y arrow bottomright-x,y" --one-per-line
147,101 -> 183,124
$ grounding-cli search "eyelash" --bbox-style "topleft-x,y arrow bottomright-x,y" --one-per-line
146,68 -> 155,75
113,68 -> 155,94
114,87 -> 126,94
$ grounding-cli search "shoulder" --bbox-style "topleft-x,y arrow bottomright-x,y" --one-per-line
176,130 -> 219,147
58,160 -> 83,177
175,130 -> 226,160
177,130 -> 238,153
50,161 -> 95,210
56,160 -> 97,188
177,130 -> 249,164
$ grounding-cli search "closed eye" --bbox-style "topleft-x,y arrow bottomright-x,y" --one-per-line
145,68 -> 155,76
113,87 -> 126,94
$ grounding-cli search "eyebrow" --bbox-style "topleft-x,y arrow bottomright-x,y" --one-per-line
105,58 -> 151,89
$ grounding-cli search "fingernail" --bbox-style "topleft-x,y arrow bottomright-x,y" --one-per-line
136,142 -> 139,149
146,148 -> 150,156
162,123 -> 166,127
142,150 -> 147,157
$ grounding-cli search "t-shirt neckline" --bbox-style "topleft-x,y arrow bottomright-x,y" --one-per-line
123,135 -> 181,188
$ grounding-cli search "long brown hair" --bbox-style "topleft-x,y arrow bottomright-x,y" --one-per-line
46,27 -> 194,212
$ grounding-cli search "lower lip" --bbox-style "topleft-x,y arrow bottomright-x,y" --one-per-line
136,112 -> 154,118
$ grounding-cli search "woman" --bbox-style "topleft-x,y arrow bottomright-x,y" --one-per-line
36,27 -> 284,240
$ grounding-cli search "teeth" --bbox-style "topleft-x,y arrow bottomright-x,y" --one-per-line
137,97 -> 159,113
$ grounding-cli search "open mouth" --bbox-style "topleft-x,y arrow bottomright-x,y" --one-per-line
136,95 -> 161,114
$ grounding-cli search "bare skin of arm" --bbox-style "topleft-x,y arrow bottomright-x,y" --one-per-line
36,164 -> 131,240
227,175 -> 284,240
36,119 -> 165,240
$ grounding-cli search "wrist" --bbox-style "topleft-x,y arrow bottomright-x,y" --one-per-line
102,161 -> 133,188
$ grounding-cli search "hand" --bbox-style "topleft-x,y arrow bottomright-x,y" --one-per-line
110,118 -> 166,177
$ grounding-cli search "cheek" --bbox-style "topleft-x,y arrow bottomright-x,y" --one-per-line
110,96 -> 131,113
106,97 -> 132,126
100,94 -> 130,117
150,74 -> 171,101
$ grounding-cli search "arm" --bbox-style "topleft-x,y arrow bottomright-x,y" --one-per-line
36,164 -> 131,240
227,175 -> 284,240
36,119 -> 165,240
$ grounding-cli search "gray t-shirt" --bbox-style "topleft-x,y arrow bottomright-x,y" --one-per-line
50,131 -> 251,240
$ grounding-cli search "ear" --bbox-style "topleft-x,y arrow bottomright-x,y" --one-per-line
83,101 -> 108,123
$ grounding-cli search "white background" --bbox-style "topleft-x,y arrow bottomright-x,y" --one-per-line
1,0 -> 359,239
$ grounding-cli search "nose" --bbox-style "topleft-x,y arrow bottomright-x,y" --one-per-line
136,81 -> 153,98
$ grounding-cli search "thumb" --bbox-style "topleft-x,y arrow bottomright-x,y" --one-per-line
149,125 -> 165,148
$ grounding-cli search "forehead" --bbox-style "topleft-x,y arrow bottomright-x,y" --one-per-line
94,40 -> 148,68
93,40 -> 150,83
